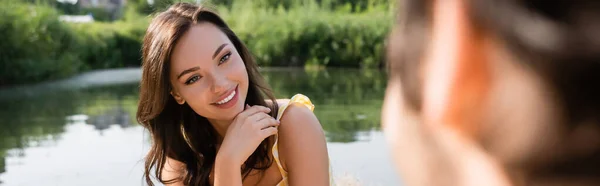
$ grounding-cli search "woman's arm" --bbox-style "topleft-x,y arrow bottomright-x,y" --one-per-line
214,155 -> 243,186
278,103 -> 330,185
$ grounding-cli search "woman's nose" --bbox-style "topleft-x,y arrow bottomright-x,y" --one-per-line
209,73 -> 229,94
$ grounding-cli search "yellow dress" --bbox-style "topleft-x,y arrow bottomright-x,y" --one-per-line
272,94 -> 333,186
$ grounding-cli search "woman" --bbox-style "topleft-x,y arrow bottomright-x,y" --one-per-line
136,3 -> 330,186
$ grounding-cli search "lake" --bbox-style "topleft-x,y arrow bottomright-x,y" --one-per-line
0,68 -> 401,186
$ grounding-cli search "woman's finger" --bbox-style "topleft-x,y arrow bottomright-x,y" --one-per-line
247,112 -> 272,123
260,127 -> 278,138
237,105 -> 270,120
257,117 -> 280,130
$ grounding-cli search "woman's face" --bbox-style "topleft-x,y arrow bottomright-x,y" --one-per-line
169,22 -> 249,121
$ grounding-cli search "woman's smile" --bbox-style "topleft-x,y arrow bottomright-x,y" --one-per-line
211,85 -> 239,109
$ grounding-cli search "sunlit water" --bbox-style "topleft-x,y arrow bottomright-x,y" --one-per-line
0,68 -> 400,186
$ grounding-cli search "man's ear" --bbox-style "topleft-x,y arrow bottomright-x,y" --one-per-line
421,0 -> 491,138
170,90 -> 186,105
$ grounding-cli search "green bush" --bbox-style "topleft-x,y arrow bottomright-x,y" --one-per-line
69,20 -> 146,70
0,2 -> 81,85
0,0 -> 392,85
0,2 -> 146,86
209,0 -> 393,12
80,7 -> 113,22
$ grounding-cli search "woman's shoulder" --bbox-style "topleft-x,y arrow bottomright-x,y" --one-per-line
277,94 -> 322,143
274,94 -> 327,173
278,101 -> 319,129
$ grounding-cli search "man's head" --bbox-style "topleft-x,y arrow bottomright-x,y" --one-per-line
383,0 -> 600,185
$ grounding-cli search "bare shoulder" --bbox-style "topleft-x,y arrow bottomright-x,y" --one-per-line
277,102 -> 327,167
161,157 -> 186,186
279,102 -> 322,131
277,103 -> 330,184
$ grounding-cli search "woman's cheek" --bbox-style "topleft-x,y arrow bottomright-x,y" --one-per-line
231,57 -> 248,79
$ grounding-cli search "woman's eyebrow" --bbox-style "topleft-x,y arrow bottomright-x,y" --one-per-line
212,43 -> 228,59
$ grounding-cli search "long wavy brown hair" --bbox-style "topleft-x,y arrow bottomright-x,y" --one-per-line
136,3 -> 279,185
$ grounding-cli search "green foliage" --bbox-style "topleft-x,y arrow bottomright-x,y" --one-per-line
68,20 -> 147,70
0,1 -> 148,85
0,2 -> 81,85
80,7 -> 113,22
1,0 -> 393,85
128,0 -> 199,15
55,1 -> 80,14
209,0 -> 393,12
221,2 -> 392,68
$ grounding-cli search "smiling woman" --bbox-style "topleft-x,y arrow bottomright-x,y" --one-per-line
136,2 -> 331,186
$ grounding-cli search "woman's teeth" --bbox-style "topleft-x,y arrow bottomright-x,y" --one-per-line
216,90 -> 235,105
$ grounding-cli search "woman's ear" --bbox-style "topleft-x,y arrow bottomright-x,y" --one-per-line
421,0 -> 492,138
170,91 -> 186,105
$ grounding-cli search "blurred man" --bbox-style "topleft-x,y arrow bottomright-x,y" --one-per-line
382,0 -> 600,185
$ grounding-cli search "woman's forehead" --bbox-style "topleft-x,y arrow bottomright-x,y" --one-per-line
170,23 -> 232,71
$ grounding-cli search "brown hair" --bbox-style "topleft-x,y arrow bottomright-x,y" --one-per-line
136,3 -> 279,185
388,0 -> 600,181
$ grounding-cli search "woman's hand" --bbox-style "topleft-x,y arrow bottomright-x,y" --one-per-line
217,105 -> 279,166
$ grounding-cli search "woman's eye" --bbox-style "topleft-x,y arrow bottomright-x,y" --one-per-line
185,75 -> 200,85
219,52 -> 231,65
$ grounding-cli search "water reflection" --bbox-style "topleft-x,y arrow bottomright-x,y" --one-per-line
0,68 -> 387,184
85,95 -> 134,133
265,68 -> 386,142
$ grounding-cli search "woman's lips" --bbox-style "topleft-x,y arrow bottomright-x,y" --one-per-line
212,85 -> 239,109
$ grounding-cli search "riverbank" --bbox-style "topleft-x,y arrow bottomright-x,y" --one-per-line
0,0 -> 392,86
